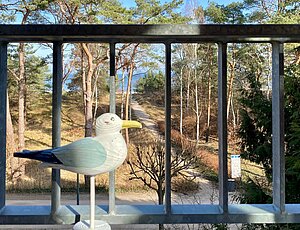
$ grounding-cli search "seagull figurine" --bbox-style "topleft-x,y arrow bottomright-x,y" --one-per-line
14,113 -> 142,230
14,113 -> 142,176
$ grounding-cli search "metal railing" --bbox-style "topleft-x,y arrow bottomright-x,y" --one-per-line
0,24 -> 299,225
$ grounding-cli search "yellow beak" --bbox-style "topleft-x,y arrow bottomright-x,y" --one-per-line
122,120 -> 142,129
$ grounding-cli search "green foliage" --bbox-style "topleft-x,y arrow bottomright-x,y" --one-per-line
239,64 -> 300,204
99,0 -> 134,23
243,0 -> 300,23
132,0 -> 187,24
31,0 -> 56,9
7,44 -> 50,116
0,2 -> 15,23
135,71 -> 165,93
205,3 -> 226,23
270,0 -> 300,24
241,223 -> 300,230
284,64 -> 300,203
238,178 -> 272,204
205,1 -> 246,24
239,73 -> 272,179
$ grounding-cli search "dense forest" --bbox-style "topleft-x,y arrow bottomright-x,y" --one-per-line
1,0 -> 300,216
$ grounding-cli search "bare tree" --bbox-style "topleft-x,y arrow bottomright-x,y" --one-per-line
124,44 -> 139,143
205,44 -> 214,143
128,139 -> 199,205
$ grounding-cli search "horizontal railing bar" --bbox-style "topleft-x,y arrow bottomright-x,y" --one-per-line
2,204 -> 300,224
0,24 -> 300,43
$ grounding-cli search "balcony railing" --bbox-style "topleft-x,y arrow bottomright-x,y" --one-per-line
0,24 -> 300,225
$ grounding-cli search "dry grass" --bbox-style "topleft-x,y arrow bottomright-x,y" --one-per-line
133,93 -> 266,184
7,92 -> 266,195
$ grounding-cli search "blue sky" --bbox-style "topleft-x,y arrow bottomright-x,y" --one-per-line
120,0 -> 239,9
12,0 -> 239,24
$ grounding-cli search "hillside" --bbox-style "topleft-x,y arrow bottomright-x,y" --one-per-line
7,92 -> 266,201
132,93 -> 266,185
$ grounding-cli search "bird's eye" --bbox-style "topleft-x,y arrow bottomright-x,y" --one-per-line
110,117 -> 115,121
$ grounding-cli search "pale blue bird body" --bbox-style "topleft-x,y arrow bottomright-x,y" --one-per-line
14,113 -> 142,176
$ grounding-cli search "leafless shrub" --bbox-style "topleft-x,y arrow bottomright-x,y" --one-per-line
127,138 -> 199,205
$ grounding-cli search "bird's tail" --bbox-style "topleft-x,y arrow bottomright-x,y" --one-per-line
14,149 -> 62,164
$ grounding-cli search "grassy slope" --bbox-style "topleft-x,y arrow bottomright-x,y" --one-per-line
8,91 -> 265,194
133,93 -> 266,184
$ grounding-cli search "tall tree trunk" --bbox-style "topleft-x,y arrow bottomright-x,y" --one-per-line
124,44 -> 138,144
17,2 -> 30,153
82,43 -> 95,189
186,69 -> 191,114
180,66 -> 184,136
194,44 -> 200,143
195,77 -> 200,142
267,45 -> 272,99
227,69 -> 235,120
120,68 -> 126,119
18,43 -> 26,151
81,45 -> 87,110
7,94 -> 15,174
231,94 -> 236,131
16,43 -> 26,180
92,69 -> 101,123
125,61 -> 134,144
205,45 -> 213,143
227,45 -> 236,120
93,80 -> 98,121
7,94 -> 22,185
206,63 -> 212,142
82,43 -> 94,137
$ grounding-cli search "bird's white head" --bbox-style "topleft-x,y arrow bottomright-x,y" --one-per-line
95,113 -> 142,136
96,113 -> 122,135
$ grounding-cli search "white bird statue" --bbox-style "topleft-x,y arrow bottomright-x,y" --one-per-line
14,113 -> 142,175
14,113 -> 142,230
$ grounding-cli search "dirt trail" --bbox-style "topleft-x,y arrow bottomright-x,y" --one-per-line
131,99 -> 160,137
